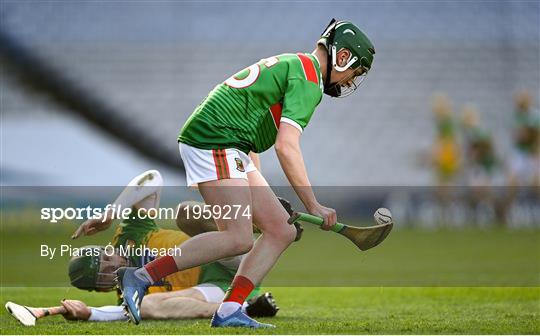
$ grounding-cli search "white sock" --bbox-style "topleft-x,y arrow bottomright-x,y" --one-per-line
133,267 -> 153,284
241,302 -> 248,314
217,302 -> 241,318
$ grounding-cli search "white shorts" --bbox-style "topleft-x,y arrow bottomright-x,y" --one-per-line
509,151 -> 539,185
179,143 -> 257,187
192,283 -> 226,303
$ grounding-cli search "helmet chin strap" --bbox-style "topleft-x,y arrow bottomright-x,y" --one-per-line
323,48 -> 339,97
331,45 -> 358,72
324,46 -> 356,97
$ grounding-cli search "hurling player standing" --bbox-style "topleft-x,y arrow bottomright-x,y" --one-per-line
118,19 -> 375,328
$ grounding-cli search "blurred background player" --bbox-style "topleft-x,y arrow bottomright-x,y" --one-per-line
500,89 -> 540,225
459,105 -> 501,225
508,89 -> 540,187
117,19 -> 375,328
430,94 -> 460,225
432,94 -> 460,185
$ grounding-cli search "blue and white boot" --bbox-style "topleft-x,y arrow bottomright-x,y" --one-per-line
116,267 -> 149,325
211,308 -> 275,328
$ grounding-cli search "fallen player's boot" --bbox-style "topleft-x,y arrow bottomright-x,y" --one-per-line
246,292 -> 279,317
116,267 -> 149,325
5,302 -> 37,326
211,307 -> 275,328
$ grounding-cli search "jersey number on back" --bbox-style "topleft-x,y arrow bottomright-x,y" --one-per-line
225,57 -> 279,89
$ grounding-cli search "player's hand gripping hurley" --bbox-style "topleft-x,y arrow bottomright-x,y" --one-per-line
287,208 -> 393,251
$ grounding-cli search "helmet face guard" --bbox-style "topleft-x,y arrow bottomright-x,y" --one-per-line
334,70 -> 368,98
68,246 -> 128,291
94,257 -> 124,291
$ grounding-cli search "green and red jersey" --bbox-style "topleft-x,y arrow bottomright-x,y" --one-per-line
178,53 -> 323,153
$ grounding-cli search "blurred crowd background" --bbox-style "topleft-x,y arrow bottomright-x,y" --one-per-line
1,1 -> 539,226
418,89 -> 538,227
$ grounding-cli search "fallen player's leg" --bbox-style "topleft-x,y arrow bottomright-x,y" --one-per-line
141,287 -> 216,319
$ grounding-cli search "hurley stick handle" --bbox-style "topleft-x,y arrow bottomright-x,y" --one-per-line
288,212 -> 345,233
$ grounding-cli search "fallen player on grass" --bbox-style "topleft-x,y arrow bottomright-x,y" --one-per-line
6,170 -> 300,326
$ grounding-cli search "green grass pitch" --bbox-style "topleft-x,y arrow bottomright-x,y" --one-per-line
1,287 -> 538,334
1,217 -> 539,334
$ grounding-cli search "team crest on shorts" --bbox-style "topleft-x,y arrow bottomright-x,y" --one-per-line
235,158 -> 245,172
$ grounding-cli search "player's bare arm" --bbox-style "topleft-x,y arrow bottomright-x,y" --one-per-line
275,123 -> 337,229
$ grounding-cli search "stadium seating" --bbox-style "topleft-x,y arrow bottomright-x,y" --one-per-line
1,1 -> 538,186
